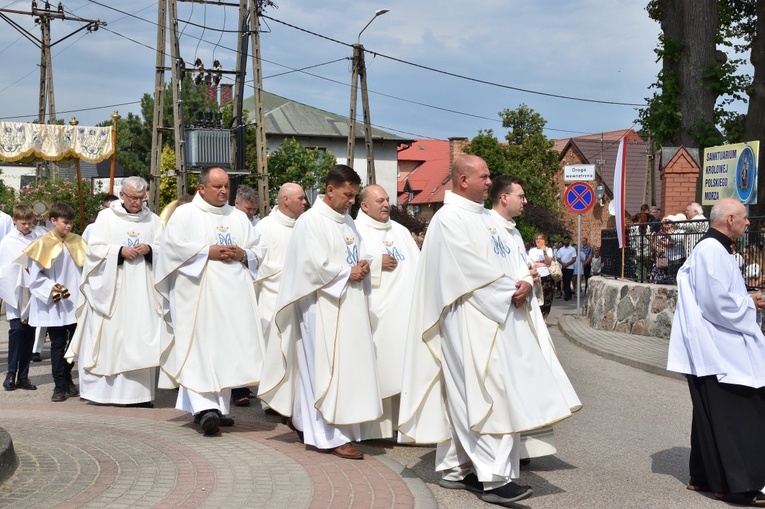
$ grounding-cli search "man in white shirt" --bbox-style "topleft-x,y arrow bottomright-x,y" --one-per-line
556,236 -> 576,300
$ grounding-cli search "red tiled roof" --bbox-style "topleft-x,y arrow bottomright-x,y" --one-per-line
397,140 -> 452,206
552,129 -> 643,159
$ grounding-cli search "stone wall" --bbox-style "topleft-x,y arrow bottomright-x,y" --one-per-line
583,276 -> 677,339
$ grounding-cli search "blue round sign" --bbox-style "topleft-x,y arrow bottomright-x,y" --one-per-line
564,182 -> 595,214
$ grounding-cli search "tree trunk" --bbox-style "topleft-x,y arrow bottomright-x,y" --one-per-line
660,0 -> 719,147
744,0 -> 765,213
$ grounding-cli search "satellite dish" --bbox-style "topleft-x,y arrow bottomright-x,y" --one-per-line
607,200 -> 615,216
32,201 -> 48,215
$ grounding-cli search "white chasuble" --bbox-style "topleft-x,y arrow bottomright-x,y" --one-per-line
258,198 -> 382,435
355,211 -> 420,399
155,194 -> 266,394
254,207 -> 296,332
66,202 -> 163,374
398,191 -> 581,446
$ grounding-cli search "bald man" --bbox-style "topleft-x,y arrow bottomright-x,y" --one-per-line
155,167 -> 267,436
398,155 -> 580,505
254,183 -> 307,332
669,198 -> 765,505
355,185 -> 420,439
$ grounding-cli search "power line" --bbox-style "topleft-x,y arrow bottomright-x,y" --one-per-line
2,3 -> 610,136
262,15 -> 646,108
0,100 -> 141,121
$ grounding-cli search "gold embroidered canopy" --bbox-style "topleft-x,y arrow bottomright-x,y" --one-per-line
0,122 -> 114,164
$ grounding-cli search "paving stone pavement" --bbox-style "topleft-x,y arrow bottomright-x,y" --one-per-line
0,296 -> 673,508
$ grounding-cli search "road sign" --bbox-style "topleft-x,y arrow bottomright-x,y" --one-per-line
563,164 -> 595,182
564,181 -> 595,214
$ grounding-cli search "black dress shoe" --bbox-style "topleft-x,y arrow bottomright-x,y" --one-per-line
31,353 -> 42,362
483,482 -> 533,505
200,411 -> 220,436
439,473 -> 482,493
15,378 -> 37,390
218,412 -> 235,427
286,417 -> 304,443
51,386 -> 68,402
3,373 -> 16,391
67,382 -> 79,397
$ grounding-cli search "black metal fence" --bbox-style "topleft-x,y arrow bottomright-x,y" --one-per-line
601,218 -> 765,287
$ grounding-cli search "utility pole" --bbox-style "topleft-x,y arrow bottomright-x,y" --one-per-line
148,0 -> 167,212
168,0 -> 186,198
346,10 -> 389,184
248,0 -> 270,217
150,0 -> 272,213
0,1 -> 105,180
347,44 -> 376,184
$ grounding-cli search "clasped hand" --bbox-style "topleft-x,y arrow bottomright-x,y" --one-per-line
121,243 -> 150,260
350,260 -> 370,281
209,244 -> 244,262
752,290 -> 765,312
512,280 -> 533,308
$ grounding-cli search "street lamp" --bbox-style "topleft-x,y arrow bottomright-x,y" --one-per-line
358,9 -> 390,43
347,8 -> 390,184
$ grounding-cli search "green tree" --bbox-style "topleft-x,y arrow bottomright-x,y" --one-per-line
0,170 -> 18,215
158,145 -> 197,211
17,178 -> 105,233
100,77 -> 219,179
464,104 -> 567,239
258,138 -> 336,206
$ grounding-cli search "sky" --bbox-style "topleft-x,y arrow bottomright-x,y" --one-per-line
0,0 -> 665,143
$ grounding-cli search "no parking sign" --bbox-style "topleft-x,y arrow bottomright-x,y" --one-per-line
564,182 -> 595,215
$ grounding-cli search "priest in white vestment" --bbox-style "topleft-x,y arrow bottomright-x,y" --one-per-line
398,155 -> 581,506
259,165 -> 382,460
155,168 -> 267,436
668,198 -> 765,505
65,177 -> 163,407
354,185 -> 420,440
254,183 -> 306,332
489,175 -> 564,462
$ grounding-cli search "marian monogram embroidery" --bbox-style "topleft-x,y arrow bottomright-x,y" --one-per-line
383,240 -> 405,261
126,231 -> 140,247
345,236 -> 359,265
216,226 -> 234,245
489,226 -> 512,258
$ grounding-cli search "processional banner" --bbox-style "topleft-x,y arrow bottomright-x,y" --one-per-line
0,122 -> 114,164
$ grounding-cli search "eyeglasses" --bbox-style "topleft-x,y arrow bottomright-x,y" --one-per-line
122,193 -> 144,202
504,193 -> 527,201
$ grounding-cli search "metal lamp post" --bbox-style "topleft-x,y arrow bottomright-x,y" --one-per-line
347,9 -> 389,184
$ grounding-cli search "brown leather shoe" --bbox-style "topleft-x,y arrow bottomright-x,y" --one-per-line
331,442 -> 364,460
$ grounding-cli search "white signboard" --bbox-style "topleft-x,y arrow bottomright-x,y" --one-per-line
563,164 -> 596,183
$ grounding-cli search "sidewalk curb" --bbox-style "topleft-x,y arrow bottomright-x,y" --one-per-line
0,426 -> 18,485
557,314 -> 684,381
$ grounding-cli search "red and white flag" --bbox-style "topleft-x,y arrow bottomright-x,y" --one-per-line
613,137 -> 627,249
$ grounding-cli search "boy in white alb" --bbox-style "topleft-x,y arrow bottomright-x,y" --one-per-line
0,205 -> 39,391
24,202 -> 86,402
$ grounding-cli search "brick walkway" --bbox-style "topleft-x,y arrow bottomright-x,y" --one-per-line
0,298 -> 673,508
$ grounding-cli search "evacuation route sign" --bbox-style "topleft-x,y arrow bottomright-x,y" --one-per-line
564,182 -> 595,215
